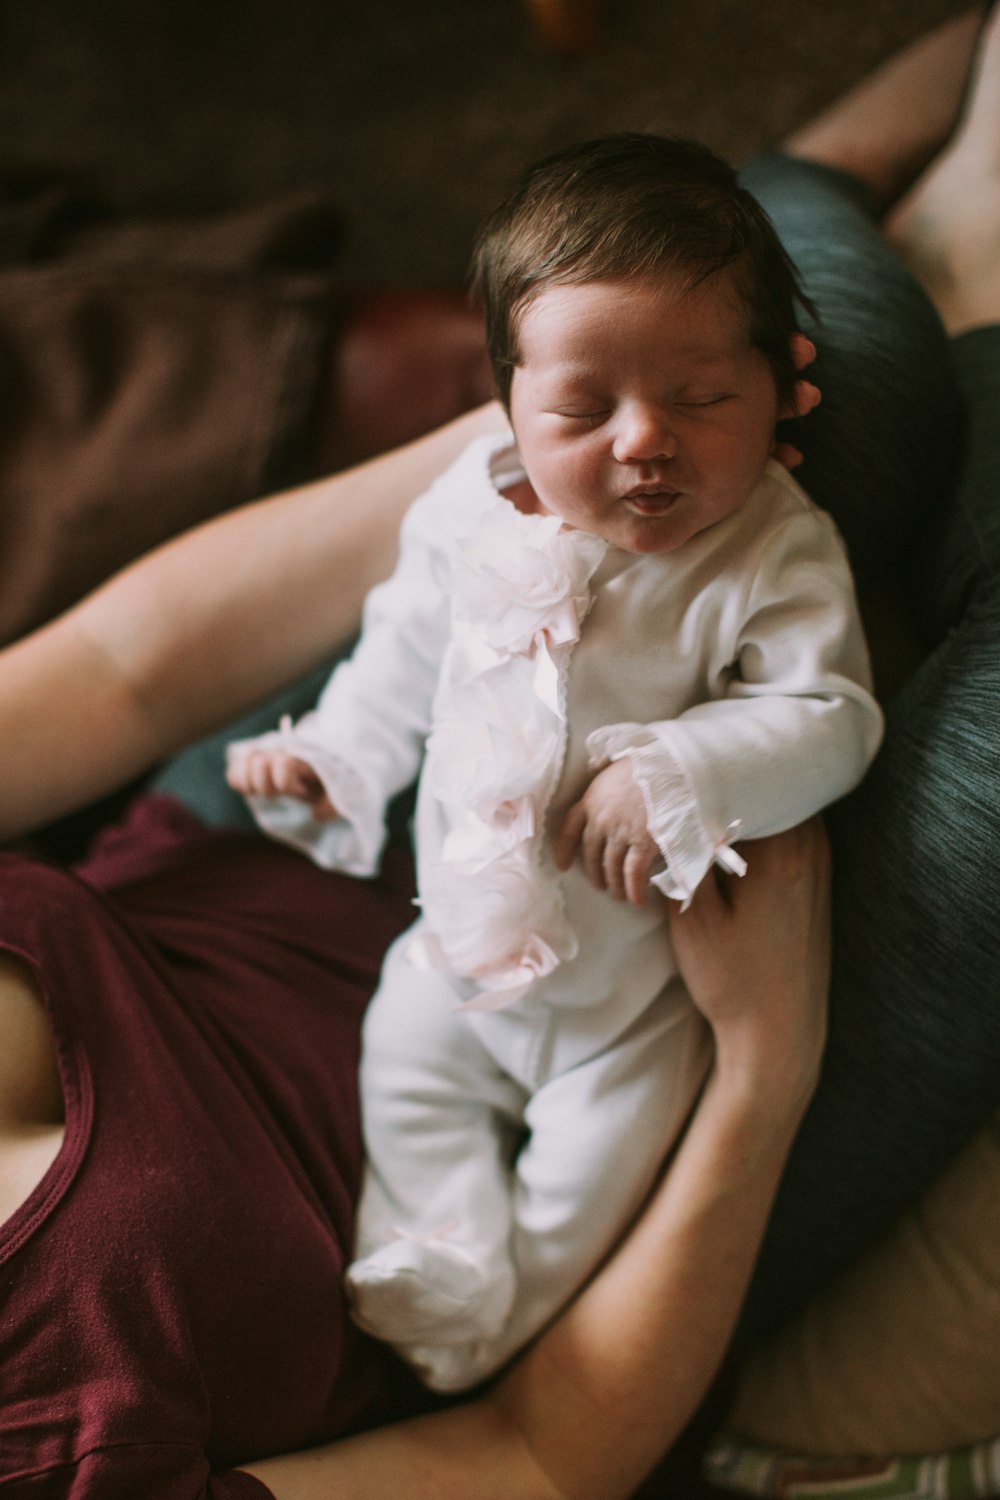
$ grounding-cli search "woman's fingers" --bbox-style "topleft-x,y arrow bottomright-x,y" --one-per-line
777,332 -> 822,421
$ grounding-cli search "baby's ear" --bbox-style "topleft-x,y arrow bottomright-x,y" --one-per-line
777,333 -> 822,422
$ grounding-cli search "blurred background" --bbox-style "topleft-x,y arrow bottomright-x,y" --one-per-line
0,0 -> 972,286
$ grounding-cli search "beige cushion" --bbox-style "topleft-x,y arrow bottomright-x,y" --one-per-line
729,1108 -> 1000,1456
704,1432 -> 1000,1498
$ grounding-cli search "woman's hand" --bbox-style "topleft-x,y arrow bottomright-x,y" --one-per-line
669,818 -> 831,1108
772,333 -> 822,471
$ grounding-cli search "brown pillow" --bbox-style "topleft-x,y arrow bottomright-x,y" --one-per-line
0,265 -> 330,646
728,1108 -> 1000,1456
0,184 -> 343,647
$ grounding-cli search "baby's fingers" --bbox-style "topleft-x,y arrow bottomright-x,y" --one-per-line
311,791 -> 340,822
581,822 -> 610,892
600,841 -> 622,901
623,843 -> 655,908
225,753 -> 252,795
601,840 -> 655,907
553,800 -> 587,872
273,756 -> 317,800
236,750 -> 283,799
228,751 -> 315,803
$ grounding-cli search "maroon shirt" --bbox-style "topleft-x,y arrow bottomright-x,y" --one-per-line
0,796 -> 416,1497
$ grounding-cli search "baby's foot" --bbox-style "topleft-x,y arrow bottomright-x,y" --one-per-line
404,1335 -> 502,1394
346,1233 -> 514,1344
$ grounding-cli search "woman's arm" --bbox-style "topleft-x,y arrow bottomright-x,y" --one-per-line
244,819 -> 830,1500
0,401 -> 506,841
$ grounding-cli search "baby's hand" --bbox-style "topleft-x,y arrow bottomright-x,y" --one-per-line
552,759 -> 658,907
226,749 -> 339,822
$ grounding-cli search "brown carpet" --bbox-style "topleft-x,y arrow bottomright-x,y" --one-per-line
0,0 -> 972,286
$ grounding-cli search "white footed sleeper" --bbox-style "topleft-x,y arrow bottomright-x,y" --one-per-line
232,433 -> 882,1391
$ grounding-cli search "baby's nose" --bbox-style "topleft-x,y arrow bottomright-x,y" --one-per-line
611,404 -> 678,464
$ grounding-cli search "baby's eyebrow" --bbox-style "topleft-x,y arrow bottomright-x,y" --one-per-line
542,360 -> 606,381
534,370 -> 608,397
542,357 -> 742,390
667,345 -> 745,367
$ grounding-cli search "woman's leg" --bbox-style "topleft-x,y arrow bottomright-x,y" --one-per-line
738,12 -> 1000,1345
781,11 -> 984,207
885,9 -> 1000,341
886,6 -> 1000,634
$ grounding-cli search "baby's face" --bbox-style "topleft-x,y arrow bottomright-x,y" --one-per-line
507,271 -> 782,555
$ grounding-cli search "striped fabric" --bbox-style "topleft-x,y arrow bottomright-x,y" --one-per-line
704,1432 -> 1000,1498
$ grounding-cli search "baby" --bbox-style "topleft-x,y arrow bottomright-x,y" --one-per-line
228,133 -> 883,1393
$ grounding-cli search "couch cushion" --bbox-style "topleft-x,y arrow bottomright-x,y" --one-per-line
729,1108 -> 1000,1456
705,1432 -> 1000,1498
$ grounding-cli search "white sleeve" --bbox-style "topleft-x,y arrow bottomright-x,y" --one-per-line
587,510 -> 884,904
227,443 -> 490,875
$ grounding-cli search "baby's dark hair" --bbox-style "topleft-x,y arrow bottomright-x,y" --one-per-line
470,132 -> 816,408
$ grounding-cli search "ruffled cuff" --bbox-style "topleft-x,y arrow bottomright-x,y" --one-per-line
586,723 -> 746,908
226,715 -> 388,876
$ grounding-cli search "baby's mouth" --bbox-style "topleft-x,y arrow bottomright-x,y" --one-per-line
623,487 -> 682,515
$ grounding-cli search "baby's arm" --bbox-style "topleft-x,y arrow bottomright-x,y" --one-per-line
229,437 -> 501,873
560,497 -> 883,908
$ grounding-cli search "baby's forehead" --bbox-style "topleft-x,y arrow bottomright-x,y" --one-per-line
516,272 -> 758,370
523,265 -> 752,323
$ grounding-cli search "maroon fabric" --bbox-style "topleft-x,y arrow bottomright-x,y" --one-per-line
0,795 -> 416,1496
